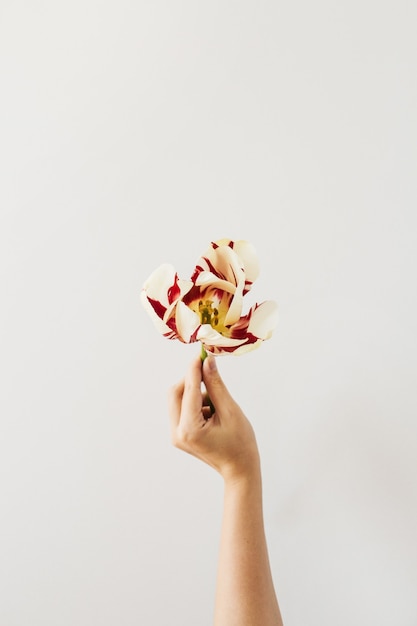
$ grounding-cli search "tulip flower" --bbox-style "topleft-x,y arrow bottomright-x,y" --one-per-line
140,238 -> 278,357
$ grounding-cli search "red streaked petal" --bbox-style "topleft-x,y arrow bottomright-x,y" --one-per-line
142,264 -> 193,306
247,300 -> 279,339
196,325 -> 246,348
146,296 -> 167,319
167,275 -> 181,303
204,239 -> 259,292
175,302 -> 200,343
194,244 -> 243,287
142,264 -> 176,306
232,240 -> 260,287
224,281 -> 244,326
220,339 -> 263,356
140,291 -> 179,337
194,271 -> 236,294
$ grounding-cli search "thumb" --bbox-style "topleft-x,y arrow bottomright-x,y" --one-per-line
202,356 -> 235,410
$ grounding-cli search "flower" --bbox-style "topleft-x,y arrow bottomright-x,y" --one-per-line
140,238 -> 278,356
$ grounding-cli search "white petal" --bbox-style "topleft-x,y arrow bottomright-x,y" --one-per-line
248,300 -> 279,339
224,281 -> 244,326
225,339 -> 263,356
197,325 -> 245,348
202,335 -> 263,356
177,278 -> 194,296
194,271 -> 236,294
233,240 -> 260,286
142,263 -> 192,305
175,302 -> 200,343
212,238 -> 233,248
199,244 -> 245,288
209,239 -> 260,287
140,290 -> 176,336
142,264 -> 175,305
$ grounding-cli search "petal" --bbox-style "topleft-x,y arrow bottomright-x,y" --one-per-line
142,263 -> 193,307
194,271 -> 236,294
212,238 -> 234,248
140,290 -> 179,337
142,264 -> 175,306
202,335 -> 263,356
141,264 -> 194,340
232,240 -> 260,287
197,324 -> 246,348
195,243 -> 245,288
223,280 -> 244,326
223,339 -> 263,356
175,302 -> 200,343
197,239 -> 260,295
247,300 -> 279,339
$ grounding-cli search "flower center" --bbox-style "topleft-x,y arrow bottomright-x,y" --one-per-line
198,300 -> 219,327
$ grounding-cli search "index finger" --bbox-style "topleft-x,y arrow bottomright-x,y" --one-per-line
179,356 -> 204,428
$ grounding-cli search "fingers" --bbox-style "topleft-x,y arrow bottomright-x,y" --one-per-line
202,356 -> 235,413
169,356 -> 206,438
168,379 -> 185,448
181,356 -> 204,420
168,357 -> 202,418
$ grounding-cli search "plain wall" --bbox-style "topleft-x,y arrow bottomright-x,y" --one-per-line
1,1 -> 416,625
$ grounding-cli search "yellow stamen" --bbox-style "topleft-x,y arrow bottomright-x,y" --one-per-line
198,300 -> 219,327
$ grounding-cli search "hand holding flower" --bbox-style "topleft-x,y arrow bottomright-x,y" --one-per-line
168,355 -> 260,483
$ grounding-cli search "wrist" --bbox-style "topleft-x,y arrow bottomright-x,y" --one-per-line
221,454 -> 262,488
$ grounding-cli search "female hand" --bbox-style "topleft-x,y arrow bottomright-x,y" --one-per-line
168,355 -> 260,483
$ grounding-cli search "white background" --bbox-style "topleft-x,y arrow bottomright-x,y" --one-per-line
1,1 -> 416,625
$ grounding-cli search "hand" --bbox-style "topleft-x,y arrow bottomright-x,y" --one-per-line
168,355 -> 260,483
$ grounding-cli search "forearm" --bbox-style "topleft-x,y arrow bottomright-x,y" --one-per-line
214,465 -> 283,626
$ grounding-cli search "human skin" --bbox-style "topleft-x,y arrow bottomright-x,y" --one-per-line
168,355 -> 283,626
